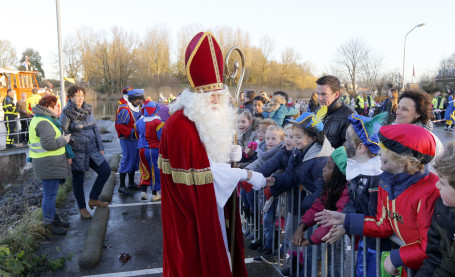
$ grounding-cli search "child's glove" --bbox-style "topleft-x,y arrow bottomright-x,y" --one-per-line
264,186 -> 273,200
247,141 -> 258,151
240,181 -> 253,193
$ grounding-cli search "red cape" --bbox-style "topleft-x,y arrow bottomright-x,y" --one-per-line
158,110 -> 247,277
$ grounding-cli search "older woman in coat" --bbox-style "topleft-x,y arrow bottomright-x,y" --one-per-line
60,85 -> 111,219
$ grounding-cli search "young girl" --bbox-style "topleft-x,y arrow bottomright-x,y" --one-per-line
262,94 -> 289,126
237,109 -> 256,150
263,110 -> 333,271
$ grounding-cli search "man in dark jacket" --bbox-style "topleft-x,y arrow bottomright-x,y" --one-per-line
2,89 -> 18,148
316,75 -> 356,148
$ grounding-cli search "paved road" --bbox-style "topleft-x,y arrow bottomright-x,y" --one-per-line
37,122 -> 454,277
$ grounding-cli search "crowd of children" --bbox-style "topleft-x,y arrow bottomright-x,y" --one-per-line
237,91 -> 455,277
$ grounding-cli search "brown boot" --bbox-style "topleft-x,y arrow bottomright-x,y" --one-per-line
79,208 -> 92,219
88,199 -> 109,210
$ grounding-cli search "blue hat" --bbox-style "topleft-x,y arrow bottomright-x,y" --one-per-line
288,106 -> 327,131
348,112 -> 388,154
127,89 -> 144,97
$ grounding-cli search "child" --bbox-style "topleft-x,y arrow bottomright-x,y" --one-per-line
135,101 -> 164,201
240,125 -> 284,240
240,118 -> 277,168
263,110 -> 333,268
248,124 -> 295,252
316,124 -> 440,276
416,141 -> 455,276
252,95 -> 267,120
443,92 -> 455,132
237,109 -> 256,150
291,147 -> 349,276
331,113 -> 390,277
262,94 -> 288,126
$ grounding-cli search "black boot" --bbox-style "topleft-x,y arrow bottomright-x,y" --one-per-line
127,172 -> 140,190
53,214 -> 70,228
118,173 -> 132,195
47,222 -> 67,236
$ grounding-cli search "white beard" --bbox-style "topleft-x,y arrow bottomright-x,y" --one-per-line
170,87 -> 236,163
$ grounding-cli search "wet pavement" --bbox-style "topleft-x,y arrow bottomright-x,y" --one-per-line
36,122 -> 454,276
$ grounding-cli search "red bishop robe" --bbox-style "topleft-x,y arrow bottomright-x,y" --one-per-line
158,109 -> 247,277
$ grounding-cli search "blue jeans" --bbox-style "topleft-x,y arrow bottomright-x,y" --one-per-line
72,159 -> 111,209
42,179 -> 64,224
240,188 -> 250,211
263,198 -> 277,249
356,239 -> 377,277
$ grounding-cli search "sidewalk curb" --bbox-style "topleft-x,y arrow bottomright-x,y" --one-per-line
79,153 -> 120,269
99,153 -> 121,202
78,206 -> 110,269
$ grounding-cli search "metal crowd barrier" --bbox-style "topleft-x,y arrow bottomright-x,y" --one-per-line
240,185 -> 415,277
0,117 -> 31,146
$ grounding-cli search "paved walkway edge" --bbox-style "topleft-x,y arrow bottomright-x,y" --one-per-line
79,153 -> 120,269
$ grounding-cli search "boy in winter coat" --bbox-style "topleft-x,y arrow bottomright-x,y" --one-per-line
316,124 -> 440,276
135,101 -> 164,201
417,141 -> 455,277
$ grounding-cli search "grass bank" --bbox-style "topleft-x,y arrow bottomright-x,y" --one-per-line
0,178 -> 73,276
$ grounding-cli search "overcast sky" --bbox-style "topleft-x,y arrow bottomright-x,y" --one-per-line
3,0 -> 454,82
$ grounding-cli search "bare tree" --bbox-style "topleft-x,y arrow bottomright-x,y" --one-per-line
175,24 -> 203,80
360,54 -> 383,92
62,36 -> 82,80
258,35 -> 274,87
139,25 -> 171,84
333,38 -> 369,94
0,40 -> 17,68
279,47 -> 300,87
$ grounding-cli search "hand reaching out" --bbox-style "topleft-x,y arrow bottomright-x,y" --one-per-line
315,210 -> 345,227
266,177 -> 276,187
321,225 -> 345,244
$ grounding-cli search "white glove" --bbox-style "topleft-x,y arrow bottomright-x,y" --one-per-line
250,171 -> 266,190
229,145 -> 243,162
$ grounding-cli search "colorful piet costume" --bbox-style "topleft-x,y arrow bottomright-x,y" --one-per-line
135,100 -> 164,201
158,32 -> 248,277
115,89 -> 143,193
344,124 -> 440,276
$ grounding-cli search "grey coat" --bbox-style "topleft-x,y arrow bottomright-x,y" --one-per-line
31,105 -> 71,180
60,101 -> 105,172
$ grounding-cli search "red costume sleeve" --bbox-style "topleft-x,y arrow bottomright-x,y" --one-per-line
363,187 -> 395,238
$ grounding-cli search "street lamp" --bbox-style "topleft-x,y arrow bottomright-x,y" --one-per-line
402,23 -> 425,91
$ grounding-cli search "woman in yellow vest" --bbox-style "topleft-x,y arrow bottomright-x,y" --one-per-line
29,95 -> 73,235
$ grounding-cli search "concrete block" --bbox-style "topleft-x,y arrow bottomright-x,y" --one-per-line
78,206 -> 110,269
98,172 -> 116,203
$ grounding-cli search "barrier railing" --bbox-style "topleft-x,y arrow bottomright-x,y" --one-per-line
240,185 -> 415,277
0,117 -> 31,147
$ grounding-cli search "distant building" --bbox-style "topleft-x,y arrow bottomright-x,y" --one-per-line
435,68 -> 455,90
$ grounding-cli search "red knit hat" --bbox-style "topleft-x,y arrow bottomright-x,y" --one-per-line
378,124 -> 436,164
185,32 -> 224,93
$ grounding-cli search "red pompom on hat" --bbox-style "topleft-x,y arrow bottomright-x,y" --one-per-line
185,32 -> 224,93
378,124 -> 436,164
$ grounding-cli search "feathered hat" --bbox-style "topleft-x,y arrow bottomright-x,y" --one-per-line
122,86 -> 133,94
378,124 -> 435,164
185,32 -> 224,93
288,106 -> 327,131
348,112 -> 388,154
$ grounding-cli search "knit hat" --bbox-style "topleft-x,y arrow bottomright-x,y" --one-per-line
378,124 -> 435,164
289,106 -> 327,131
348,112 -> 388,154
127,89 -> 145,98
141,100 -> 160,117
122,86 -> 133,94
331,146 -> 347,175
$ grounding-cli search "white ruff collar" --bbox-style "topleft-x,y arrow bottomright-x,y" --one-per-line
143,115 -> 161,122
127,101 -> 140,113
346,156 -> 382,181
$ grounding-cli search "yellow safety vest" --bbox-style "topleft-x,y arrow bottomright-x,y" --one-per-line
26,94 -> 42,115
367,95 -> 375,107
28,117 -> 65,158
356,96 -> 365,109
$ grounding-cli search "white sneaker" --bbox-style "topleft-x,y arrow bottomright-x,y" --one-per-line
141,192 -> 148,200
151,192 -> 161,202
